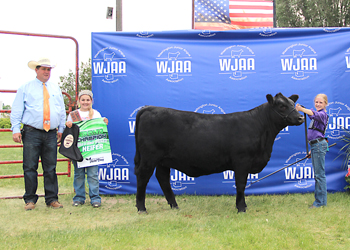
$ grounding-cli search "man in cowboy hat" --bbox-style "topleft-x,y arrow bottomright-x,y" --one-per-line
11,57 -> 66,210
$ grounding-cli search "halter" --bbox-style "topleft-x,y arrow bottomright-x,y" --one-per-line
271,106 -> 297,121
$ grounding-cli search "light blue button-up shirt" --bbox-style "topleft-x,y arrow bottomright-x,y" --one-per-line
11,78 -> 66,134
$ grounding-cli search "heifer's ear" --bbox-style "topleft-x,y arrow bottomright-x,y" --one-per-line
266,94 -> 274,105
289,94 -> 299,103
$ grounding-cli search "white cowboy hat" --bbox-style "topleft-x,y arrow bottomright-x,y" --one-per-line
28,58 -> 56,70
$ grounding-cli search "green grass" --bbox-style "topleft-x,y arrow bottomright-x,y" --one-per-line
0,132 -> 349,249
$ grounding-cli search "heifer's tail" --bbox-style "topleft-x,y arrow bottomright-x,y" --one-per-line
134,106 -> 148,175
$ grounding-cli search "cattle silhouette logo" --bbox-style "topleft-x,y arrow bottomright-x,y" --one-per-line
280,43 -> 318,80
156,46 -> 192,83
98,153 -> 130,190
345,47 -> 350,73
92,47 -> 127,83
326,101 -> 350,140
219,45 -> 256,80
170,169 -> 195,191
284,151 -> 313,189
136,31 -> 154,38
194,103 -> 226,114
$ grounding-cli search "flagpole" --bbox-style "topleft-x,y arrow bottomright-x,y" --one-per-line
273,0 -> 276,27
116,0 -> 122,31
192,0 -> 195,29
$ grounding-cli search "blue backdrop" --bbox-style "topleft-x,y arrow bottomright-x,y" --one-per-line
91,28 -> 350,195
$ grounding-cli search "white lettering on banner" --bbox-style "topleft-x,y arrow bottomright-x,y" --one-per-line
222,171 -> 258,180
283,152 -> 313,189
92,47 -> 127,83
171,170 -> 194,181
326,102 -> 350,140
280,58 -> 317,71
280,43 -> 318,80
284,167 -> 314,180
345,48 -> 350,73
128,107 -> 144,137
275,126 -> 290,141
345,56 -> 350,68
218,45 -> 256,80
219,58 -> 255,71
156,61 -> 191,74
99,168 -> 129,181
156,46 -> 192,83
194,103 -> 226,114
170,170 -> 196,191
329,117 -> 350,130
129,121 -> 136,134
93,62 -> 126,74
280,126 -> 289,132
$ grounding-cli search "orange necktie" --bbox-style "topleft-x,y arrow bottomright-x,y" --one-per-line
43,82 -> 50,132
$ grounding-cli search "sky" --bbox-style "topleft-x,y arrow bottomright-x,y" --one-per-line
0,0 -> 192,106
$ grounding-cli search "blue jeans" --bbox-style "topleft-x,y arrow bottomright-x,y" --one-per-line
72,161 -> 101,204
310,139 -> 328,207
22,125 -> 59,205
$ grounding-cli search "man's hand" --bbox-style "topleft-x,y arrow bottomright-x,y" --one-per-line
13,133 -> 22,143
57,132 -> 62,143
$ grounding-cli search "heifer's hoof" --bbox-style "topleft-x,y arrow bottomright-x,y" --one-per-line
237,208 -> 246,213
138,210 -> 148,215
171,205 -> 179,210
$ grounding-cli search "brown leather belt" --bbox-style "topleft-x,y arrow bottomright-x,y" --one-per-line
24,124 -> 56,131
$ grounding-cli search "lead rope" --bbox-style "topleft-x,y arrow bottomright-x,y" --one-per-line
247,105 -> 328,187
304,111 -> 309,156
247,143 -> 336,187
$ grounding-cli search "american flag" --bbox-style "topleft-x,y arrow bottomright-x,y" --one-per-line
194,0 -> 274,30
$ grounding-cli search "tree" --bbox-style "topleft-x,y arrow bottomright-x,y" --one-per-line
59,59 -> 92,110
1,104 -> 11,118
0,118 -> 11,128
276,0 -> 350,27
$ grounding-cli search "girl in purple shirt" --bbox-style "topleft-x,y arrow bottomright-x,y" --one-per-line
296,94 -> 329,208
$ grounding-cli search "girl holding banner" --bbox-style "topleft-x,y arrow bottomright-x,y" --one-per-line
66,90 -> 109,208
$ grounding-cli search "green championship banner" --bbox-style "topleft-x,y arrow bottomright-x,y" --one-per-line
75,118 -> 112,168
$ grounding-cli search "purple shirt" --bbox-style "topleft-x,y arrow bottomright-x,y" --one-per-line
308,108 -> 328,141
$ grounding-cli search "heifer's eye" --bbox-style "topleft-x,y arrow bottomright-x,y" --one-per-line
279,105 -> 287,111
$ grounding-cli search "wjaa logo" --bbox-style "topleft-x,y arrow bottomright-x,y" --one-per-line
156,46 -> 192,83
170,169 -> 195,191
92,47 -> 127,83
98,153 -> 130,190
280,43 -> 318,80
128,106 -> 144,137
345,47 -> 350,73
326,101 -> 350,140
219,45 -> 256,80
284,151 -> 313,189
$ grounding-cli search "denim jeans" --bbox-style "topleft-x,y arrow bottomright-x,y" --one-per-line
310,139 -> 328,207
22,125 -> 59,205
72,161 -> 101,204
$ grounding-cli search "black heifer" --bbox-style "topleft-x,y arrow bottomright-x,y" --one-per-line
134,93 -> 304,213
